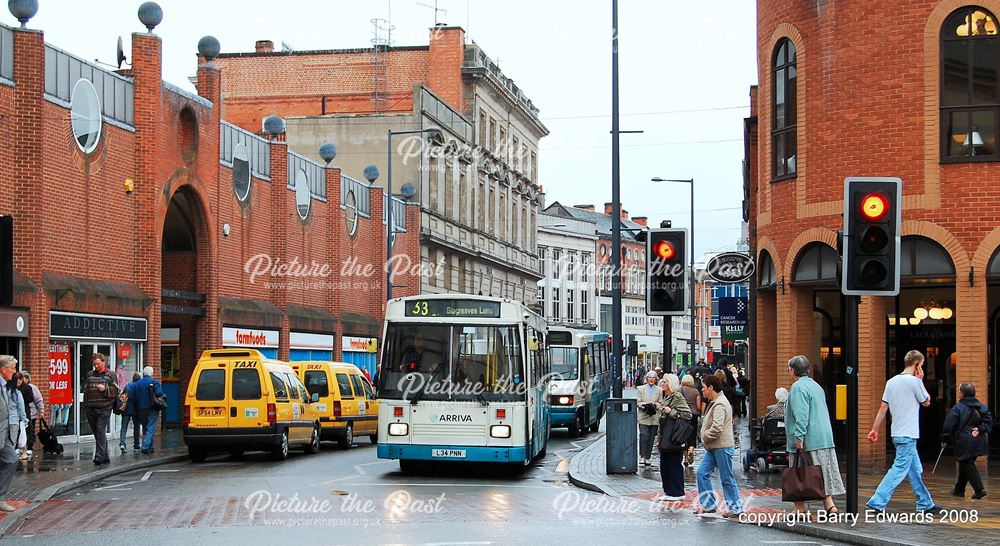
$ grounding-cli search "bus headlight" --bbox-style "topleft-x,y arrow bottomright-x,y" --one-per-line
490,425 -> 511,438
554,395 -> 574,406
388,423 -> 409,436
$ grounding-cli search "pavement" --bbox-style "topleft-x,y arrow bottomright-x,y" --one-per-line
0,426 -> 188,532
568,417 -> 1000,546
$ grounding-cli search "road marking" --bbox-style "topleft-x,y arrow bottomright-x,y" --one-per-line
93,469 -> 179,491
346,482 -> 551,489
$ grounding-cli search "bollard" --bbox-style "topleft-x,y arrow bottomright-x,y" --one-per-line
605,397 -> 637,474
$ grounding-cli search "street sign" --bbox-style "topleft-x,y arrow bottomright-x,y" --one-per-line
706,252 -> 754,284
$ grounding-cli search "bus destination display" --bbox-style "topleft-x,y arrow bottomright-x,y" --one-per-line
405,299 -> 501,318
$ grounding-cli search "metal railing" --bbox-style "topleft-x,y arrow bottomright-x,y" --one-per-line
384,194 -> 407,231
44,43 -> 134,127
220,121 -> 271,179
341,174 -> 371,217
420,86 -> 472,141
288,150 -> 327,201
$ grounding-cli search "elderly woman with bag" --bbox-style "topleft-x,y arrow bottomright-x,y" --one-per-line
785,355 -> 845,514
636,371 -> 664,467
655,373 -> 693,501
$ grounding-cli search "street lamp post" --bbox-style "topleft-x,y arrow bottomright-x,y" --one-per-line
386,127 -> 443,300
651,177 -> 695,368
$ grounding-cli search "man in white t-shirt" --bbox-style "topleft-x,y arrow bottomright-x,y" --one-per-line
865,350 -> 942,513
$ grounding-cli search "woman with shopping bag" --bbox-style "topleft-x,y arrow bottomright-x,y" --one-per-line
784,355 -> 845,515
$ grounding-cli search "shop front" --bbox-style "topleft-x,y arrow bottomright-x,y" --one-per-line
221,326 -> 278,359
342,335 -> 378,379
0,308 -> 28,369
289,331 -> 335,361
48,311 -> 147,443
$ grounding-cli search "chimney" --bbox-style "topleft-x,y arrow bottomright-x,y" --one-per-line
633,216 -> 648,226
604,202 -> 613,215
621,209 -> 629,221
256,40 -> 273,53
574,204 -> 595,212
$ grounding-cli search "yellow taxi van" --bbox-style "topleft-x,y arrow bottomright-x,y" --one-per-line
290,361 -> 379,449
183,349 -> 321,462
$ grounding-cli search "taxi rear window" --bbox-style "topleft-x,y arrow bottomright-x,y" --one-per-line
305,371 -> 329,397
270,372 -> 289,401
335,373 -> 355,398
196,369 -> 225,401
232,368 -> 262,400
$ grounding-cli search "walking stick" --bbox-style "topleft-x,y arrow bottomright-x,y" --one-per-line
931,446 -> 945,474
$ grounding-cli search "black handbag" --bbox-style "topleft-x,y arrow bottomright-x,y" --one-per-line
659,415 -> 694,451
149,383 -> 168,411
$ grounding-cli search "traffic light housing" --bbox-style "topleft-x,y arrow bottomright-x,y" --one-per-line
842,177 -> 901,296
0,216 -> 10,307
646,228 -> 688,315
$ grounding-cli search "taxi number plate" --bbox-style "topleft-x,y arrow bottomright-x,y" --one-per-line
198,407 -> 224,417
431,449 -> 466,458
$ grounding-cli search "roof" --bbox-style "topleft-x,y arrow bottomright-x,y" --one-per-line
542,202 -> 646,242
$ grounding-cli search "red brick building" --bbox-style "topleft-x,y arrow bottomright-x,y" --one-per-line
747,0 -> 1000,466
0,13 -> 417,443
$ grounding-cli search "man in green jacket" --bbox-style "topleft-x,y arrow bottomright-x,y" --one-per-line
785,355 -> 845,514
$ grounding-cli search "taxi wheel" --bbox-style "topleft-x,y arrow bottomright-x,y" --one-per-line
189,448 -> 207,463
271,431 -> 289,461
368,435 -> 378,444
304,426 -> 321,454
338,424 -> 354,450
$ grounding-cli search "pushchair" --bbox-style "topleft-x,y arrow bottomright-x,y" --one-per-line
742,416 -> 788,473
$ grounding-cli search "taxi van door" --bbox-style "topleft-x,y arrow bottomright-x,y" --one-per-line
348,373 -> 373,434
190,361 -> 229,428
333,371 -> 358,423
302,364 -> 333,420
284,371 -> 310,443
360,375 -> 379,436
230,359 -> 266,429
266,369 -> 294,436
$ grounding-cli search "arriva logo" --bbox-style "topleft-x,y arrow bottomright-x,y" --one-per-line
430,414 -> 472,423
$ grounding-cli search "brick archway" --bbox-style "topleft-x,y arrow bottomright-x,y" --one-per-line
781,227 -> 839,281
973,226 -> 1000,271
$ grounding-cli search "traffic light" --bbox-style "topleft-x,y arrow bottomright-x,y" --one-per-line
0,216 -> 10,307
646,228 -> 687,315
842,177 -> 901,296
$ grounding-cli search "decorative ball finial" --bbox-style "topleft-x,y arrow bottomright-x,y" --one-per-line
137,2 -> 163,33
8,0 -> 38,28
318,142 -> 337,164
262,115 -> 285,136
363,165 -> 380,183
197,35 -> 220,62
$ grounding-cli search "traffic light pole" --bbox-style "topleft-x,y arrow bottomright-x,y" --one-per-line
845,294 -> 860,514
662,319 -> 672,373
610,0 -> 622,400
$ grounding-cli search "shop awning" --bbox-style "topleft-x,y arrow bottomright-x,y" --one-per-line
340,311 -> 381,337
42,272 -> 151,309
218,296 -> 283,329
13,268 -> 36,295
287,303 -> 336,333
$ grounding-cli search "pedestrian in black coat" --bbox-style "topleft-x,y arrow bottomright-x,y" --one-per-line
940,383 -> 993,499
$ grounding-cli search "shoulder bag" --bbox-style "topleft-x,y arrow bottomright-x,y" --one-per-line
782,449 -> 826,502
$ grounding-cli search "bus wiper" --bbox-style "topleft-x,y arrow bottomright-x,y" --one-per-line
475,391 -> 487,406
409,387 -> 425,405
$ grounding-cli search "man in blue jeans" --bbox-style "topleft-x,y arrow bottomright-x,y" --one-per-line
866,350 -> 942,514
128,366 -> 165,455
695,374 -> 743,517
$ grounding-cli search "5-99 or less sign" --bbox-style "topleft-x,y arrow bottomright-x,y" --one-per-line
48,342 -> 73,405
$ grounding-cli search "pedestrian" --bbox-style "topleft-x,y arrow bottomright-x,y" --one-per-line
656,374 -> 693,501
865,350 -> 942,514
716,369 -> 741,447
0,355 -> 22,512
785,356 -> 845,515
940,383 -> 992,499
655,366 -> 664,381
694,374 -> 743,517
14,373 -> 33,460
21,372 -> 42,459
680,374 -> 701,466
765,387 -> 788,420
737,369 -> 750,418
636,371 -> 663,467
130,366 -> 165,454
119,372 -> 142,454
82,353 -> 118,466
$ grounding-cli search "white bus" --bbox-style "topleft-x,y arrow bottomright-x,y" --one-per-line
376,295 -> 550,470
547,327 -> 610,436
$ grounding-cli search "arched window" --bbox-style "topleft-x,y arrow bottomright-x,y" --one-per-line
942,6 -> 1000,161
900,236 -> 955,279
792,243 -> 837,284
988,247 -> 1000,281
772,39 -> 797,180
758,251 -> 777,289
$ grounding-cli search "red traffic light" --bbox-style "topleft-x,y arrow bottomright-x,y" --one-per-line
860,192 -> 889,221
653,241 -> 675,260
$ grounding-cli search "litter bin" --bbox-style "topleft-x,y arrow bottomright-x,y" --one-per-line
605,397 -> 637,474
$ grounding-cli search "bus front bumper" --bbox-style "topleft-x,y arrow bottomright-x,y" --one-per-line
550,406 -> 580,426
378,443 -> 527,463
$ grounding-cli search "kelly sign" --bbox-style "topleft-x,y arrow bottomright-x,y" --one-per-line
706,252 -> 755,284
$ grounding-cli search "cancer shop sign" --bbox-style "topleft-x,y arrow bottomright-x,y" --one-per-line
48,342 -> 73,405
719,297 -> 749,342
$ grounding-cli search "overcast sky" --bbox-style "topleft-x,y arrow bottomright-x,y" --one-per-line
9,0 -> 758,259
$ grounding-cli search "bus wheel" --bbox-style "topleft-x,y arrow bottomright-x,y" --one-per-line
567,418 -> 579,437
399,459 -> 417,473
589,418 -> 600,433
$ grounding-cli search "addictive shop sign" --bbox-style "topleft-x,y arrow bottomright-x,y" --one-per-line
49,311 -> 147,341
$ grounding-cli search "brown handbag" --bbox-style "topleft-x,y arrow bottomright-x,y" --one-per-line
782,449 -> 826,502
